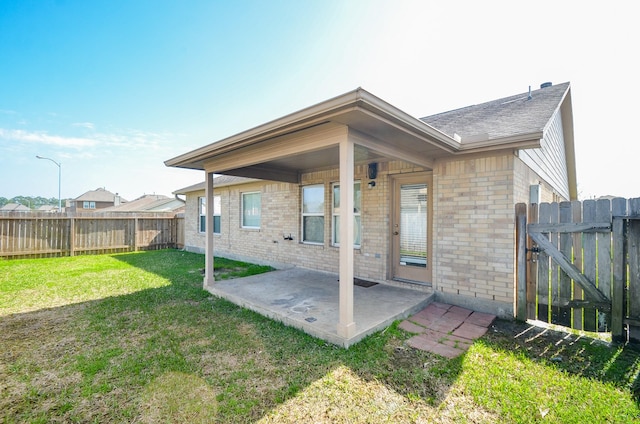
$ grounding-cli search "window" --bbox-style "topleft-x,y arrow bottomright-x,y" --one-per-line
332,182 -> 361,247
241,192 -> 261,228
198,196 -> 221,234
399,183 -> 428,267
83,201 -> 95,209
301,185 -> 324,243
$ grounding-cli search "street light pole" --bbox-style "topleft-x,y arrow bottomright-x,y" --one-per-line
36,155 -> 62,212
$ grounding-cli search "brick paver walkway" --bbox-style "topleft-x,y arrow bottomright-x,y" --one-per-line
399,302 -> 496,358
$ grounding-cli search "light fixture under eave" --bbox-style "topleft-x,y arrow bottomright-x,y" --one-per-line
368,181 -> 376,189
368,162 -> 378,179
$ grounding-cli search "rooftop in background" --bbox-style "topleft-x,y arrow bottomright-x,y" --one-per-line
36,205 -> 58,212
173,175 -> 258,195
66,187 -> 127,213
101,194 -> 185,213
74,187 -> 127,203
0,203 -> 31,212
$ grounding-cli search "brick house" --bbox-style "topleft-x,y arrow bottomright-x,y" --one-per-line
167,82 -> 576,336
66,188 -> 127,212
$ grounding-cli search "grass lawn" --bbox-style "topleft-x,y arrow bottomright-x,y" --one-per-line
1,250 -> 639,423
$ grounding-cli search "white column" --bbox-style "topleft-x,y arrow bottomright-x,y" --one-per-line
204,171 -> 215,288
337,136 -> 356,338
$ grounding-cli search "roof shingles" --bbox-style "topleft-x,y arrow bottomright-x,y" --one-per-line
420,82 -> 570,142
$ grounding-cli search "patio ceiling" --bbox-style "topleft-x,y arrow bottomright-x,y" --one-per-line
219,144 -> 385,181
165,88 -> 463,183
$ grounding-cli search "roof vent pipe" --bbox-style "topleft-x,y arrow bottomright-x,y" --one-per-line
528,86 -> 532,100
540,82 -> 552,89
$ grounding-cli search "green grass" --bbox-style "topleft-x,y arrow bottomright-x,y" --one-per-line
1,250 -> 639,423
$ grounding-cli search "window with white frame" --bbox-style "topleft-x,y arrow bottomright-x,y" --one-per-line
301,185 -> 324,244
241,191 -> 261,229
332,181 -> 361,247
83,201 -> 96,209
198,196 -> 221,234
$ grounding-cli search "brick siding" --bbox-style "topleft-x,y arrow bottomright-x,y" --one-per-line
182,155 -> 564,317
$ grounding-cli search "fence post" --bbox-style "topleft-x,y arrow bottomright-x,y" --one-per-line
134,217 -> 139,251
516,203 -> 527,321
571,201 -> 583,330
69,216 -> 75,256
527,202 -> 538,320
611,199 -> 626,342
582,200 -> 598,331
557,202 -> 572,327
628,198 -> 640,342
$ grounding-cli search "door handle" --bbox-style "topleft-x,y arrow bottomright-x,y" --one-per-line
393,231 -> 399,235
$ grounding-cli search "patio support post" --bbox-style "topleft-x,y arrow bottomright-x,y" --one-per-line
337,135 -> 356,338
204,170 -> 215,288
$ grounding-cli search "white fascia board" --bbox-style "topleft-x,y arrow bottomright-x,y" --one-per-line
456,132 -> 543,153
165,89 -> 362,168
165,88 -> 461,169
355,90 -> 461,151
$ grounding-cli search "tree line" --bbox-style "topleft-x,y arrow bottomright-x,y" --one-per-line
0,196 -> 67,210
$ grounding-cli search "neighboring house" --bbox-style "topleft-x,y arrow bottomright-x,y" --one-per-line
167,82 -> 577,334
0,203 -> 31,212
66,188 -> 127,212
36,205 -> 59,213
101,194 -> 185,213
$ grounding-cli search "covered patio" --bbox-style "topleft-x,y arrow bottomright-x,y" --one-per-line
208,267 -> 434,347
167,88 -> 461,340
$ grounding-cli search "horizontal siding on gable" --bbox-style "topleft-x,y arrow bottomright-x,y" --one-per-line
518,109 -> 570,199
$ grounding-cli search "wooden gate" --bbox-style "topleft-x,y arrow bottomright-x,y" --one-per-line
516,198 -> 640,343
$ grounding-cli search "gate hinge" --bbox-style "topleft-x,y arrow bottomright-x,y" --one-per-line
526,246 -> 541,254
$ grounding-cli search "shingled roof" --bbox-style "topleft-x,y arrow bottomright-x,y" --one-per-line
173,175 -> 258,194
0,203 -> 30,212
420,82 -> 570,143
74,187 -> 126,203
100,194 -> 184,212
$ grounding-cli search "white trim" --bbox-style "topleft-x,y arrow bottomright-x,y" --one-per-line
241,191 -> 261,229
301,184 -> 325,245
331,181 -> 361,248
198,196 -> 221,234
165,88 -> 459,170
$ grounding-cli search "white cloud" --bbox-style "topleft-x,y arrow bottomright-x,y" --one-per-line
59,151 -> 96,160
72,122 -> 95,130
0,126 -> 184,154
0,128 -> 97,148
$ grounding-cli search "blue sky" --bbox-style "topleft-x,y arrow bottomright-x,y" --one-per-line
1,0 -> 637,201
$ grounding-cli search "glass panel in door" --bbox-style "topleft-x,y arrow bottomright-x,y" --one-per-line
392,175 -> 431,284
400,183 -> 428,268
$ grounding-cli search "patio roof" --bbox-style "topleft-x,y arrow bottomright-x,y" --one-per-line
165,88 -> 546,184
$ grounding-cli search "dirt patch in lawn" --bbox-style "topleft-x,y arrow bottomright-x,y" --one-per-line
138,371 -> 218,423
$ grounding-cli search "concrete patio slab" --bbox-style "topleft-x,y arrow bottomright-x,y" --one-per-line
206,267 -> 434,348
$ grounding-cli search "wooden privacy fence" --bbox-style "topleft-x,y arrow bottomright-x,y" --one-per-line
0,212 -> 185,259
516,197 -> 640,343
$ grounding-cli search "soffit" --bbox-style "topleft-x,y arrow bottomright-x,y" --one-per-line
164,86 -> 557,183
165,88 -> 461,175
